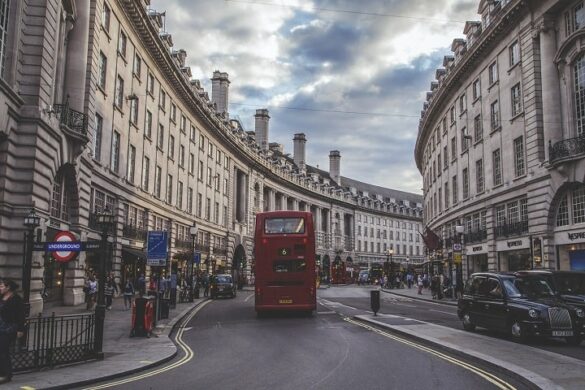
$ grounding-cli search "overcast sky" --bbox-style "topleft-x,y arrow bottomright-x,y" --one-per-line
151,0 -> 479,194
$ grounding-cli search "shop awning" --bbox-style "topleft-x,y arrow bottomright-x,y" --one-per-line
122,246 -> 146,259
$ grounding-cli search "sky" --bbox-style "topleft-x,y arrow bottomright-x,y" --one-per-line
151,0 -> 479,195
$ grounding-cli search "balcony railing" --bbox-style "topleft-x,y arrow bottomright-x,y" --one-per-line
549,136 -> 585,165
464,229 -> 487,244
213,245 -> 228,256
174,239 -> 193,250
122,224 -> 147,241
494,220 -> 529,238
53,103 -> 88,137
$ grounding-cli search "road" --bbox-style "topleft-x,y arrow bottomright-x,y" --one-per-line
84,286 -> 529,390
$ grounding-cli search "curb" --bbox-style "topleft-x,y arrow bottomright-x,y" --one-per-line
42,298 -> 210,390
381,288 -> 458,306
354,315 -> 554,390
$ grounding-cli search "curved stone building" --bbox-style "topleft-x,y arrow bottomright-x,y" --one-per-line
416,0 -> 585,278
0,0 -> 423,313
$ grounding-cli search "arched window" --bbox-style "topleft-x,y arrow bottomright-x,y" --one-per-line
574,54 -> 585,136
51,171 -> 72,221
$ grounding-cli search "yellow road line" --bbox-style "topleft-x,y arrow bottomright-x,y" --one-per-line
82,300 -> 211,389
345,317 -> 517,390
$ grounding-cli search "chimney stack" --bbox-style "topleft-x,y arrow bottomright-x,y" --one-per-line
211,71 -> 230,116
329,150 -> 341,186
293,133 -> 307,173
254,109 -> 270,150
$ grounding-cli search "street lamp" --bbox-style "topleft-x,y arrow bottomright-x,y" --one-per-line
211,255 -> 216,275
23,208 -> 40,319
95,207 -> 114,359
189,222 -> 198,302
454,225 -> 464,299
387,248 -> 394,288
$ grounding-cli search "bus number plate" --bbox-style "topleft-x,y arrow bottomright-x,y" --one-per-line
279,299 -> 293,304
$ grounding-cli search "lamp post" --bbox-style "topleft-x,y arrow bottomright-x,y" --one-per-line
189,222 -> 198,302
386,248 -> 394,288
95,208 -> 114,359
454,225 -> 464,299
23,208 -> 41,320
211,255 -> 216,275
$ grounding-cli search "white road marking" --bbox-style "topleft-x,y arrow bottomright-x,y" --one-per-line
244,293 -> 254,302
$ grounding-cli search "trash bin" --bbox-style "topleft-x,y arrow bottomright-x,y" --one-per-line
130,297 -> 154,337
159,298 -> 170,320
370,290 -> 380,316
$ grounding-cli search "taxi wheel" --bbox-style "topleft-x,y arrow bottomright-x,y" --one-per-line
565,336 -> 582,346
510,320 -> 527,343
462,312 -> 475,331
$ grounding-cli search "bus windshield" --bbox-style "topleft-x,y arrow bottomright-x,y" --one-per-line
264,218 -> 305,234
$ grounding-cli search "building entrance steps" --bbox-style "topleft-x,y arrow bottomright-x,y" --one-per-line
356,314 -> 585,390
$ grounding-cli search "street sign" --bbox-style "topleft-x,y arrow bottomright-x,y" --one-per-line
52,231 -> 79,263
33,240 -> 102,252
147,231 -> 168,266
453,252 -> 462,264
193,251 -> 201,264
452,243 -> 462,251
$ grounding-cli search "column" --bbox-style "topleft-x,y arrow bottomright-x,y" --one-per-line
64,0 -> 90,112
540,21 -> 562,156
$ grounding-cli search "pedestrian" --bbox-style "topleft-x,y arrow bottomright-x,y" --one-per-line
431,275 -> 438,299
0,278 -> 25,385
123,279 -> 135,310
85,275 -> 97,310
104,277 -> 118,310
137,273 -> 146,296
203,273 -> 210,297
417,275 -> 424,295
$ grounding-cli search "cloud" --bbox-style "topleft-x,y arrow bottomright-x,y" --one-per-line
151,0 -> 479,194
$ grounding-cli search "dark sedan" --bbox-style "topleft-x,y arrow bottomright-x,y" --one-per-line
210,274 -> 236,299
457,272 -> 585,345
515,270 -> 585,311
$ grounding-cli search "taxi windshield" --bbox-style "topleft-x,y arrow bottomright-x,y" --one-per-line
511,277 -> 556,299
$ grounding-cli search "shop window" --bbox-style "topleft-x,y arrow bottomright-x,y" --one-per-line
572,187 -> 585,224
557,195 -> 569,226
574,54 -> 585,136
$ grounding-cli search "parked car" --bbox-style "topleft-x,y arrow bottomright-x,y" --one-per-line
210,274 -> 236,299
515,270 -> 585,310
358,270 -> 370,285
457,272 -> 585,345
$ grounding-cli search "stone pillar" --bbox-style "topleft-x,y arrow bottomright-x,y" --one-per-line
64,0 -> 90,112
269,190 -> 276,211
539,21 -> 562,156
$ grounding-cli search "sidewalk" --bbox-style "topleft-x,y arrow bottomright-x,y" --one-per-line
380,285 -> 458,306
11,293 -> 209,390
359,287 -> 585,390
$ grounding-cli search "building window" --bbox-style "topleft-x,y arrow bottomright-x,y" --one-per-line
574,54 -> 585,136
102,2 -> 111,33
206,198 -> 211,220
557,195 -> 569,226
473,114 -> 482,142
452,175 -> 458,204
142,156 -> 150,191
199,134 -> 205,150
127,145 -> 136,184
511,83 -> 522,116
115,75 -> 124,109
450,106 -> 455,124
443,145 -> 448,169
145,110 -> 152,138
158,124 -> 164,150
509,40 -> 520,67
167,174 -> 173,204
147,72 -> 155,95
461,127 -> 469,152
459,94 -> 466,114
492,148 -> 502,186
215,201 -> 220,223
451,136 -> 457,161
488,61 -> 498,84
179,145 -> 185,167
444,182 -> 449,208
197,193 -> 202,217
94,114 -> 103,161
490,100 -> 500,130
565,2 -> 585,37
98,52 -> 107,90
442,117 -> 447,134
462,168 -> 469,199
51,172 -> 72,221
472,78 -> 481,100
198,161 -> 204,181
188,187 -> 193,214
513,136 -> 525,177
159,90 -> 166,111
189,153 -> 195,174
133,54 -> 141,78
573,187 -> 585,224
155,165 -> 162,198
130,98 -> 138,125
118,31 -> 127,58
177,181 -> 183,209
180,115 -> 187,133
476,159 -> 484,193
169,135 -> 175,160
111,131 -> 120,173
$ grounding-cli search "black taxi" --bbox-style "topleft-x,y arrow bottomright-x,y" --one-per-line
457,272 -> 585,345
514,270 -> 585,311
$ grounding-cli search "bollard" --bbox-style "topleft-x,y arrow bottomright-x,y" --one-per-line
370,290 -> 380,316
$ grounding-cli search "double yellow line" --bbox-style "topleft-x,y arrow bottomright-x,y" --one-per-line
82,300 -> 211,390
345,317 -> 517,390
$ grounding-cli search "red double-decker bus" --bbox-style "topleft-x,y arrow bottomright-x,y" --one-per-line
254,211 -> 316,315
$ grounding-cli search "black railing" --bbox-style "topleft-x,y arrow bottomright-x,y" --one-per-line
12,312 -> 96,372
494,220 -> 529,238
175,239 -> 192,250
549,137 -> 585,165
464,229 -> 487,244
122,224 -> 148,241
53,103 -> 88,137
213,245 -> 228,256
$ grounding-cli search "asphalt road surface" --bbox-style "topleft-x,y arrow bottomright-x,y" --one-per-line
85,286 -> 529,390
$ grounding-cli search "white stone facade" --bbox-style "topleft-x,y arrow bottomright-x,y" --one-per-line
415,0 -> 585,277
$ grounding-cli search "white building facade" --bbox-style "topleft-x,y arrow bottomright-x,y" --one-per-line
416,0 -> 585,277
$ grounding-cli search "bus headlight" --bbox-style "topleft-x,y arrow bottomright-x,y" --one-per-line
528,309 -> 539,319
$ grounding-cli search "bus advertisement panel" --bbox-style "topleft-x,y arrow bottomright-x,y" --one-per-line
254,211 -> 316,314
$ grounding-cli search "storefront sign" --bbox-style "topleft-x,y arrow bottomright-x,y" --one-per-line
466,244 -> 487,254
554,230 -> 585,245
496,237 -> 529,251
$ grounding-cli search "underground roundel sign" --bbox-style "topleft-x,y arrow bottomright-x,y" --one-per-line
52,231 -> 80,263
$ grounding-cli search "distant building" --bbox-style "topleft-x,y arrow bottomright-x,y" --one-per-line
415,0 -> 585,277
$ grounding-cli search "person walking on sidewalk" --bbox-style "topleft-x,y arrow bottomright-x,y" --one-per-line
417,274 -> 424,295
0,279 -> 25,385
123,279 -> 135,310
202,273 -> 210,297
85,275 -> 97,310
104,277 -> 118,310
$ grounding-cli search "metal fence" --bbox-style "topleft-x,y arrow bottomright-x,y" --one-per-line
12,312 -> 97,372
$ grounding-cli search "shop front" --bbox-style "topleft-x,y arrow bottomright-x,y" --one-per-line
465,243 -> 488,277
497,237 -> 531,271
122,246 -> 146,286
554,230 -> 585,271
